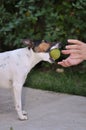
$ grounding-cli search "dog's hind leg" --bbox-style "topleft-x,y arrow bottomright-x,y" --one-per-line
13,82 -> 28,120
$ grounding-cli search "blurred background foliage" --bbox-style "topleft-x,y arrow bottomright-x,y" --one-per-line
0,0 -> 86,95
0,0 -> 86,51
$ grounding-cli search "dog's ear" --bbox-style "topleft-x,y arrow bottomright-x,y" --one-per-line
22,39 -> 34,48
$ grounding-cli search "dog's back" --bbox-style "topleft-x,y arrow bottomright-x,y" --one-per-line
0,48 -> 30,88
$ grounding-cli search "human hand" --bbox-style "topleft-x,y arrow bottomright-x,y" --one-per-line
58,39 -> 86,67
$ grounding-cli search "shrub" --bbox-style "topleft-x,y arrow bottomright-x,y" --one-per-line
0,0 -> 86,51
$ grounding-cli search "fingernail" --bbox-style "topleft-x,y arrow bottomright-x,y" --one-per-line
65,46 -> 68,49
68,39 -> 72,42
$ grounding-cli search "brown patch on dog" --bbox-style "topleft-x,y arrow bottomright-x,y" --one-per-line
34,41 -> 51,52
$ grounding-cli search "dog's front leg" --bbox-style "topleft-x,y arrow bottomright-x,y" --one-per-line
13,83 -> 28,120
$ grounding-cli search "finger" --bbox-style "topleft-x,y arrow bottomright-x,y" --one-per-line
62,60 -> 71,67
65,45 -> 81,50
61,49 -> 80,55
58,62 -> 67,67
58,60 -> 71,67
67,39 -> 83,45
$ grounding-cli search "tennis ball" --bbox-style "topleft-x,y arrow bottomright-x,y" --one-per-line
49,48 -> 61,60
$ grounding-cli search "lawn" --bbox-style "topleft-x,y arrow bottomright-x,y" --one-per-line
25,62 -> 86,97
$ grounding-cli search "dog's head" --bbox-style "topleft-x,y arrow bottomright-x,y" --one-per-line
22,39 -> 62,63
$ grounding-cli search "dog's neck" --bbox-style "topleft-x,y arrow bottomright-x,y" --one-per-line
26,48 -> 50,69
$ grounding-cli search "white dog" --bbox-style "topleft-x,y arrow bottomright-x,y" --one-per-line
0,39 -> 60,120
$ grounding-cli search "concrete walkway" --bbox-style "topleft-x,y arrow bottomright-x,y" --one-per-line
0,87 -> 86,130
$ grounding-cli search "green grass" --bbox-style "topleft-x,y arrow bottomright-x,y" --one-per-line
25,66 -> 86,96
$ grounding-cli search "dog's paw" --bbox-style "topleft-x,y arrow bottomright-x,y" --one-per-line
22,110 -> 27,115
19,115 -> 28,120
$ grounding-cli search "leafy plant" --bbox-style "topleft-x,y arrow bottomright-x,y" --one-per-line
0,0 -> 86,51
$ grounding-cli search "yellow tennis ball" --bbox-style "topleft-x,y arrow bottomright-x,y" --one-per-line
50,48 -> 61,60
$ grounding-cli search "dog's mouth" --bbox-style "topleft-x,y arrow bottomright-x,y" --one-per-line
33,40 -> 63,63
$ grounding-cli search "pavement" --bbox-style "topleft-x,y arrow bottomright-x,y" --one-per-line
0,87 -> 86,130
